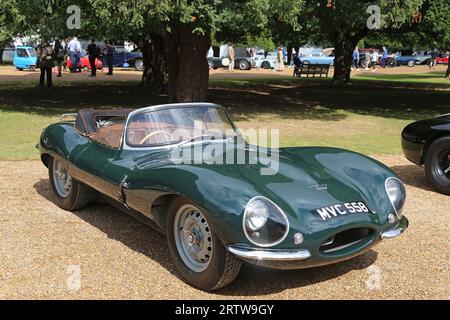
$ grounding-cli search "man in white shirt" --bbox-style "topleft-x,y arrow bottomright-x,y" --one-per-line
67,37 -> 81,72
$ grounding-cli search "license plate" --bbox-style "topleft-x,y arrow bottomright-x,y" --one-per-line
312,202 -> 373,221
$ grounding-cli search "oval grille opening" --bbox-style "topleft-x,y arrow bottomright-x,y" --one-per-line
320,227 -> 374,253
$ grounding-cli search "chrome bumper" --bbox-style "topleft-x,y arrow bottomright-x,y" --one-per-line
380,216 -> 409,239
228,216 -> 408,263
227,246 -> 311,261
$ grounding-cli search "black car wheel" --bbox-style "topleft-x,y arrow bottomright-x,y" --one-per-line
166,197 -> 241,291
387,59 -> 396,67
302,60 -> 310,65
407,60 -> 415,67
134,59 -> 144,71
208,60 -> 214,69
238,60 -> 250,70
48,156 -> 95,210
425,136 -> 450,195
261,61 -> 271,69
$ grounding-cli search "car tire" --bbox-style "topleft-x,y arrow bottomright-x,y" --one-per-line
134,59 -> 144,71
83,66 -> 89,72
48,157 -> 95,210
17,67 -> 23,71
238,60 -> 250,70
208,60 -> 214,69
166,197 -> 241,291
302,60 -> 310,65
261,61 -> 271,69
424,136 -> 450,195
407,60 -> 415,67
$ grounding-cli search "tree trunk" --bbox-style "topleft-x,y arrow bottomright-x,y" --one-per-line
164,24 -> 211,102
0,46 -> 4,64
332,33 -> 357,85
139,36 -> 168,92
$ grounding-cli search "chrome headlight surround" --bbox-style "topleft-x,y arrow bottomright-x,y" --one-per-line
385,177 -> 406,219
243,196 -> 289,247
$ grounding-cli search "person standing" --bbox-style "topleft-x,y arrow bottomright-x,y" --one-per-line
227,43 -> 235,72
53,38 -> 65,77
352,47 -> 360,71
105,42 -> 115,75
381,46 -> 388,68
86,39 -> 99,77
430,48 -> 439,69
274,46 -> 284,71
37,43 -> 54,88
364,50 -> 370,70
370,50 -> 378,72
67,37 -> 80,72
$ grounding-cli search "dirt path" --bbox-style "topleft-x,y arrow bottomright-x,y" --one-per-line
0,64 -> 447,83
0,156 -> 448,299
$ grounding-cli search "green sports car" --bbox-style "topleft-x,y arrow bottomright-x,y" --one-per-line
38,103 -> 408,291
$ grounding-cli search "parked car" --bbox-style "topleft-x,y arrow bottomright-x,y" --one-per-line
38,103 -> 408,291
394,50 -> 431,67
402,114 -> 450,195
13,46 -> 37,71
436,54 -> 449,64
208,56 -> 255,70
66,49 -> 103,71
299,52 -> 334,65
253,51 -> 276,69
103,46 -> 144,71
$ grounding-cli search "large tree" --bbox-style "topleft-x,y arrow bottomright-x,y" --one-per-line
298,0 -> 424,85
0,0 -> 23,63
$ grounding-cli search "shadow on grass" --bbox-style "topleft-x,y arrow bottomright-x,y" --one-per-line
1,77 -> 449,122
33,178 -> 378,296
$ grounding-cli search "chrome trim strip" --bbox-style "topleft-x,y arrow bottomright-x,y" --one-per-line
227,246 -> 311,261
321,239 -> 363,253
60,113 -> 77,122
381,216 -> 409,239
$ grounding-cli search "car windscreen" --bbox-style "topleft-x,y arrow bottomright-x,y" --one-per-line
126,107 -> 236,147
28,48 -> 37,57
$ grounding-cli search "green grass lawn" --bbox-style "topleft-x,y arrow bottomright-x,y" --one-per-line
0,72 -> 449,160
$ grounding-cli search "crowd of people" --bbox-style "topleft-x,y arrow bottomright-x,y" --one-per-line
35,37 -> 116,88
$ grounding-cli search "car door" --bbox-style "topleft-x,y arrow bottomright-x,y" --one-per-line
14,48 -> 28,68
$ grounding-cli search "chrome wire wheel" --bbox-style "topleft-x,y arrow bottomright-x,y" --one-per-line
174,204 -> 213,273
52,159 -> 72,198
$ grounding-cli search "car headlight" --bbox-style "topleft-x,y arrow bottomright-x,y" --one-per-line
385,177 -> 406,218
243,196 -> 289,247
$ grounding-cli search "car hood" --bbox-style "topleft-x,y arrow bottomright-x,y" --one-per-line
130,143 -> 395,226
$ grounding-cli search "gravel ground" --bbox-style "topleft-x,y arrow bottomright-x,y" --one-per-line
0,156 -> 448,299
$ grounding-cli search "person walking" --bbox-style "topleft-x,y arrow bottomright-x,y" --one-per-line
290,47 -> 297,68
381,46 -> 388,68
227,43 -> 235,72
67,37 -> 80,73
105,42 -> 115,75
430,48 -> 439,69
86,39 -> 99,77
352,47 -> 360,71
53,38 -> 65,77
370,50 -> 378,72
364,50 -> 370,70
37,43 -> 54,88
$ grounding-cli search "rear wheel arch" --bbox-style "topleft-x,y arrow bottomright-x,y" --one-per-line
421,133 -> 450,164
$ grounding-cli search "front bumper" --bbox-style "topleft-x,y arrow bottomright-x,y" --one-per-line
227,216 -> 408,270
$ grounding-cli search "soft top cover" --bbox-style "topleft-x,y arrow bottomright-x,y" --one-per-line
75,109 -> 134,136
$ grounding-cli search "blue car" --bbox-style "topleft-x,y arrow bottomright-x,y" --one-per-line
300,52 -> 334,65
394,51 -> 431,67
13,46 -> 38,71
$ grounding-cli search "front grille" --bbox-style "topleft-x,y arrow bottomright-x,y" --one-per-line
319,227 -> 374,254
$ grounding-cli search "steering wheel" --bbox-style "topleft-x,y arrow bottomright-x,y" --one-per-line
138,130 -> 175,145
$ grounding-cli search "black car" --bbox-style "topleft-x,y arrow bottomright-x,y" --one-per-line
402,114 -> 450,194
